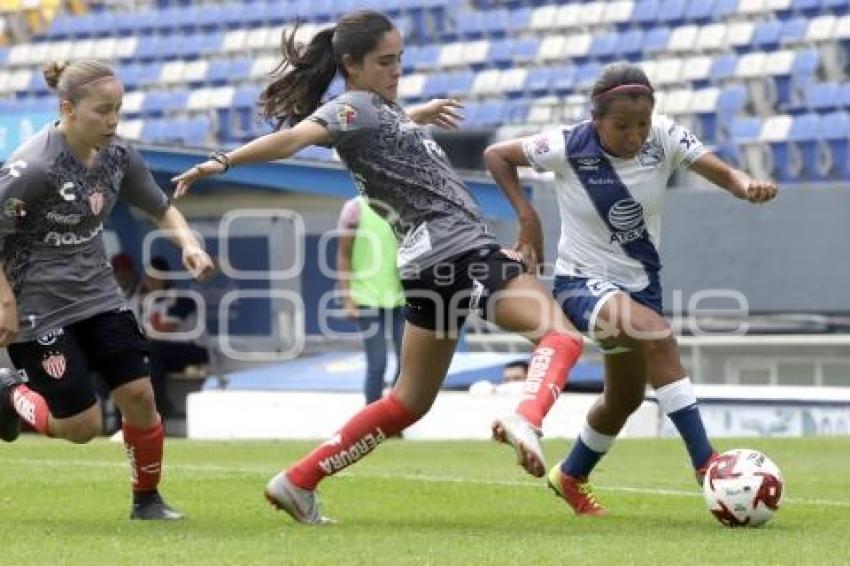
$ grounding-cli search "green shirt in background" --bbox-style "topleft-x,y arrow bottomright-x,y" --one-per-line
346,197 -> 404,308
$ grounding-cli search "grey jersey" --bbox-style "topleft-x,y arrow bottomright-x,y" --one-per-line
308,91 -> 497,277
0,123 -> 169,342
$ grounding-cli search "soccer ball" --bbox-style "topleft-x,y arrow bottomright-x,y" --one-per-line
703,449 -> 783,527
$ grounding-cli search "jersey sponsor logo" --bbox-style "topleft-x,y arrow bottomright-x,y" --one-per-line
43,223 -> 103,246
42,351 -> 67,379
3,198 -> 26,219
46,211 -> 82,225
59,182 -> 76,202
576,157 -> 601,171
637,139 -> 665,167
88,191 -> 104,215
36,327 -> 64,346
587,177 -> 617,185
608,199 -> 648,245
337,104 -> 358,130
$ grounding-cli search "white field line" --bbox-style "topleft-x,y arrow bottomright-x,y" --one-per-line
2,457 -> 848,509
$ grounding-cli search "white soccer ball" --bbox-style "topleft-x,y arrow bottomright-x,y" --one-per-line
703,449 -> 784,527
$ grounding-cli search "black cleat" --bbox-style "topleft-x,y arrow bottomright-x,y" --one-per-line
0,368 -> 22,443
130,491 -> 185,521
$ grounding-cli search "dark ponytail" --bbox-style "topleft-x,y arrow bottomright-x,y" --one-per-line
258,10 -> 395,129
258,26 -> 337,129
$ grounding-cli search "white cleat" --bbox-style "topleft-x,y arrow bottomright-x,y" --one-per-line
264,472 -> 335,525
491,414 -> 546,478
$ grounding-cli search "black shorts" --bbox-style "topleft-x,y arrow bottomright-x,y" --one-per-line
7,309 -> 151,419
402,246 -> 526,334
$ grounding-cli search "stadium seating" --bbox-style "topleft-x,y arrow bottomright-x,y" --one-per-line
0,0 -> 848,182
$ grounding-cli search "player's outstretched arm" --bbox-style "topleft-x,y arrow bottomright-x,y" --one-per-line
171,120 -> 333,198
153,206 -> 215,282
689,152 -> 778,204
484,139 -> 544,272
406,98 -> 463,130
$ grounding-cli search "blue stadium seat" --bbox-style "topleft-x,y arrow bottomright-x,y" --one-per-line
588,32 -> 619,61
119,64 -> 144,89
791,0 -> 820,17
575,62 -> 602,91
487,38 -> 513,68
685,0 -> 715,23
133,35 -> 162,61
0,48 -> 8,65
423,72 -> 450,98
780,17 -> 809,44
711,0 -> 738,18
804,81 -> 841,112
511,38 -> 539,64
657,0 -> 688,27
839,82 -> 850,109
410,44 -> 440,71
642,27 -> 671,55
782,113 -> 821,180
709,54 -> 738,83
614,29 -> 644,60
457,11 -> 484,39
475,100 -> 505,128
632,0 -> 660,27
525,67 -> 553,97
482,9 -> 510,37
504,98 -> 530,124
446,70 -> 474,97
726,117 -> 762,168
503,7 -> 531,34
820,0 -> 847,14
551,65 -> 577,95
751,20 -> 782,51
818,111 -> 850,180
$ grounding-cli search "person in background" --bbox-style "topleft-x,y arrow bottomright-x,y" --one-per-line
337,196 -> 405,405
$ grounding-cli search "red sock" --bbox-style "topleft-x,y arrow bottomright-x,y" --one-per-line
123,419 -> 164,492
11,385 -> 51,436
517,332 -> 583,428
287,394 -> 418,490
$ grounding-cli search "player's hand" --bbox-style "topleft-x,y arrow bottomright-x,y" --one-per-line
0,301 -> 19,347
743,180 -> 777,203
171,160 -> 226,199
515,213 -> 544,274
182,247 -> 215,282
411,98 -> 464,130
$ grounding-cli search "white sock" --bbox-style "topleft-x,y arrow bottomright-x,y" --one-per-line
580,422 -> 615,453
655,377 -> 697,415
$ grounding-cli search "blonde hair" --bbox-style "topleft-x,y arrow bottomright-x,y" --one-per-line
43,59 -> 115,102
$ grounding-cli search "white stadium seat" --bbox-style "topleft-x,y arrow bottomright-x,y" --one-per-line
245,27 -> 271,50
764,50 -> 794,76
661,88 -> 694,116
115,36 -> 138,59
209,86 -> 235,109
46,40 -> 73,62
398,73 -> 425,99
160,61 -> 186,84
117,119 -> 144,141
735,51 -> 768,78
530,5 -> 558,31
187,88 -> 211,110
668,25 -> 699,53
182,60 -> 208,83
654,58 -> 683,86
537,35 -> 566,62
697,23 -> 726,52
250,55 -> 277,79
437,42 -> 463,68
472,69 -> 502,96
498,68 -> 527,94
28,42 -> 50,66
576,1 -> 605,27
564,33 -> 592,59
681,55 -> 713,82
737,0 -> 770,16
70,39 -> 95,59
93,37 -> 117,60
462,40 -> 490,66
759,115 -> 792,142
122,90 -> 145,114
603,0 -> 634,24
765,0 -> 792,11
689,87 -> 720,113
222,29 -> 247,53
7,44 -> 31,65
806,16 -> 836,43
639,60 -> 658,84
833,15 -> 850,40
556,4 -> 583,29
725,22 -> 755,50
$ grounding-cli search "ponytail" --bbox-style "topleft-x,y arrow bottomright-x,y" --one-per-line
258,26 -> 338,129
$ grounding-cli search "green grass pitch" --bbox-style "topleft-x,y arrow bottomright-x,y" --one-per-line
1,436 -> 848,565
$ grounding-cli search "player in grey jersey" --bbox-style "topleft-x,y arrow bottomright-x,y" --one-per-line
174,11 -> 586,525
0,60 -> 215,520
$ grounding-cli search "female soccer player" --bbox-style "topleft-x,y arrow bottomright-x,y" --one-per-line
173,10 -> 585,524
485,62 -> 777,516
0,59 -> 215,520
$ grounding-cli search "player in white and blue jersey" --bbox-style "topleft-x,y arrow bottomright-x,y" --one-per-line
485,62 -> 777,516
